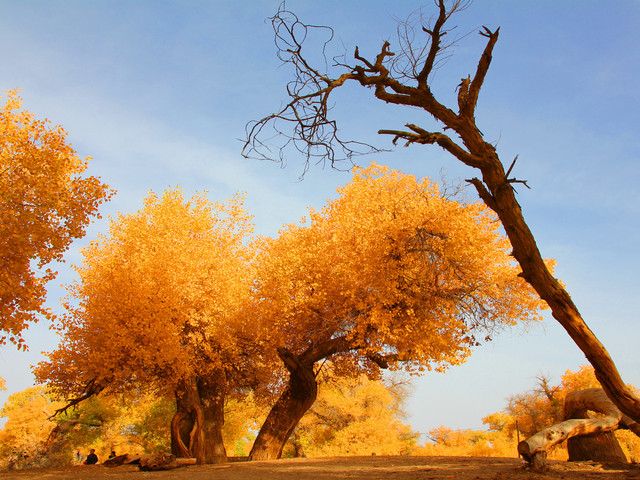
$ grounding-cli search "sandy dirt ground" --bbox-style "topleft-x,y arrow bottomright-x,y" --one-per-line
1,456 -> 639,480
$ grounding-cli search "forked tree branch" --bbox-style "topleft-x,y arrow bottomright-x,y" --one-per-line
243,1 -> 467,168
379,123 -> 485,168
462,26 -> 499,119
416,0 -> 448,87
246,1 -> 640,438
242,5 -> 381,170
50,378 -> 105,418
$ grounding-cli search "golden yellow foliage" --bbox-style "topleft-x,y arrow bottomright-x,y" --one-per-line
0,90 -> 113,348
417,425 -> 520,458
35,188 -> 254,398
0,386 -> 62,468
0,386 -> 176,469
290,372 -> 419,457
250,163 -> 545,374
560,364 -> 601,393
222,393 -> 267,456
71,392 -> 172,461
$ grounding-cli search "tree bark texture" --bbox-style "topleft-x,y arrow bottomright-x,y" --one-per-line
198,372 -> 228,464
437,10 -> 640,426
567,432 -> 626,463
249,349 -> 318,460
564,387 -> 627,463
471,155 -> 640,425
518,388 -> 638,471
170,373 -> 229,464
171,378 -> 206,464
138,453 -> 179,471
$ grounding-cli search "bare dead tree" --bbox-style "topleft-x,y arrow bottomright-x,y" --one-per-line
243,0 -> 640,445
534,374 -> 561,403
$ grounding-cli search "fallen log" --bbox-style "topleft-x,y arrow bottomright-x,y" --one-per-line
140,453 -> 198,470
518,388 -> 640,472
103,452 -> 196,471
103,454 -> 140,467
139,453 -> 175,471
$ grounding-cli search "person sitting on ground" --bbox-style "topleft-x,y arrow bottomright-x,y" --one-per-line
85,449 -> 98,465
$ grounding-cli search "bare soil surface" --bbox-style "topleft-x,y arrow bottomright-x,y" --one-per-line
1,456 -> 639,480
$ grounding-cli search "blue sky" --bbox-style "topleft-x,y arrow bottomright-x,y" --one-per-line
1,0 -> 639,438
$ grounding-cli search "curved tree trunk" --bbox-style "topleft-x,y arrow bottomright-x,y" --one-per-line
249,349 -> 318,461
198,372 -> 228,464
171,378 -> 206,464
518,388 -> 637,472
564,387 -> 627,463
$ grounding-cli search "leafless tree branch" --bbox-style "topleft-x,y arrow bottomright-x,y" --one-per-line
245,0 -> 640,433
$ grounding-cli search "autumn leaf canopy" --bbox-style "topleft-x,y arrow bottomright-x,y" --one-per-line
249,163 -> 545,374
35,188 -> 254,398
0,90 -> 112,348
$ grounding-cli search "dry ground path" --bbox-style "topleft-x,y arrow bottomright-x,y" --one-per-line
1,455 -> 639,479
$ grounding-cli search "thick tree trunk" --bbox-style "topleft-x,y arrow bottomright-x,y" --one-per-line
518,388 -> 634,472
171,378 -> 206,464
171,374 -> 229,465
396,35 -> 640,426
567,432 -> 626,463
198,372 -> 228,464
249,349 -> 318,461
